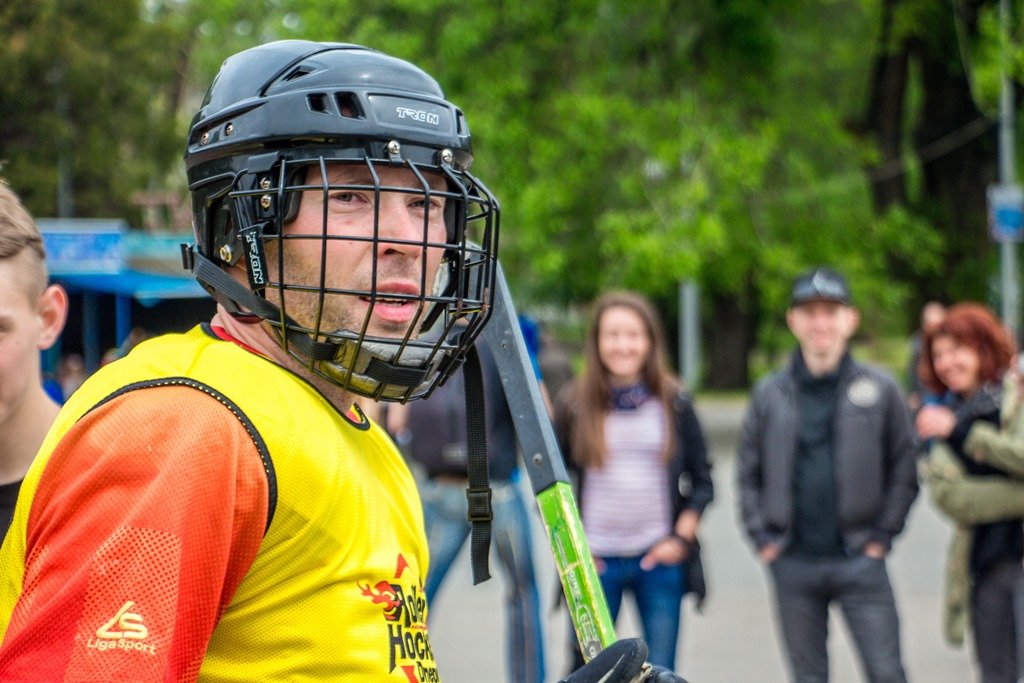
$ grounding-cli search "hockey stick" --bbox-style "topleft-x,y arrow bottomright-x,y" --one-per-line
478,260 -> 616,662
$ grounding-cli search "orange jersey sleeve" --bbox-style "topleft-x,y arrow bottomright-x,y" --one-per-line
0,384 -> 270,682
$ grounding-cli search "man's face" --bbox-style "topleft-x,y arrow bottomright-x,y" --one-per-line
786,300 -> 859,360
268,163 -> 449,343
0,260 -> 47,425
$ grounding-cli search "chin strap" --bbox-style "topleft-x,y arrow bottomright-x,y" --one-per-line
183,244 -> 337,360
462,343 -> 493,584
183,243 -> 468,403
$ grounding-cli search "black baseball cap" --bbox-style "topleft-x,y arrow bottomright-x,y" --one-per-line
790,267 -> 851,307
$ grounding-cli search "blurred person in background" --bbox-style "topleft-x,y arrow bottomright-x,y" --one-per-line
554,290 -> 714,674
516,313 -> 555,417
737,267 -> 918,683
907,301 -> 947,412
0,179 -> 68,539
538,321 -> 576,406
916,303 -> 1023,683
56,353 -> 86,401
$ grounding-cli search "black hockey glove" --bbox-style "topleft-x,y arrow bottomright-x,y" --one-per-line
559,638 -> 689,683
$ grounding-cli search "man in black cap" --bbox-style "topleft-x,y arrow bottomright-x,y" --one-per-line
737,267 -> 919,682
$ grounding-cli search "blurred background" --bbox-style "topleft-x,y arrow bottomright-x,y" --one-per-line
2,0 -> 1023,387
5,5 -> 1021,681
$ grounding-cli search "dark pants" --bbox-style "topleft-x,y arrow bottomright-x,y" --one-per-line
769,554 -> 907,683
972,559 -> 1023,683
1016,574 -> 1024,683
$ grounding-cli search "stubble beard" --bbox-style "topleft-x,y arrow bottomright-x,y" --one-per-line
274,254 -> 430,342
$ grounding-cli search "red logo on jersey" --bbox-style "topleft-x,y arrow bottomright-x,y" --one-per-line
358,553 -> 438,681
359,580 -> 403,621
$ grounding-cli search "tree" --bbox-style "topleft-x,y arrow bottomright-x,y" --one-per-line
0,0 -> 184,221
184,0 -> 990,387
858,0 -> 1009,310
3,0 -> 1017,387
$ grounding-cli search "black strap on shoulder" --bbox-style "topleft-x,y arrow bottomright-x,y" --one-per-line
462,344 -> 492,584
187,246 -> 337,361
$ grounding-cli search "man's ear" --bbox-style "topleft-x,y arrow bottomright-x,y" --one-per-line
845,306 -> 861,333
785,307 -> 797,335
36,284 -> 69,351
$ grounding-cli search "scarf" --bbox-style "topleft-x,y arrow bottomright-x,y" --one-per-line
609,382 -> 652,410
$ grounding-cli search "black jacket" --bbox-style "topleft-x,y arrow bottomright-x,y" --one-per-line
737,354 -> 919,555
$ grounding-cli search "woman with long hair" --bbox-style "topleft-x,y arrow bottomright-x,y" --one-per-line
554,291 -> 714,672
917,302 -> 1024,683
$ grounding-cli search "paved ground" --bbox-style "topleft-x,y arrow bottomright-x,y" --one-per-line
425,398 -> 977,682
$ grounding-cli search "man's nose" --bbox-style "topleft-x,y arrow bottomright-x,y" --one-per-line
811,312 -> 833,326
376,195 -> 425,250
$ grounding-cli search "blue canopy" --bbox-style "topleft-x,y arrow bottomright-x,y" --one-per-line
38,222 -> 210,373
56,269 -> 207,307
54,270 -> 208,372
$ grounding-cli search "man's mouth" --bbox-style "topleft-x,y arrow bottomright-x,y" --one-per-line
358,281 -> 420,305
360,295 -> 411,306
357,285 -> 422,324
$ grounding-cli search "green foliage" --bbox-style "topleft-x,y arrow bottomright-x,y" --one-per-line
0,0 -> 183,219
1,0 -> 1020,386
972,1 -> 1024,115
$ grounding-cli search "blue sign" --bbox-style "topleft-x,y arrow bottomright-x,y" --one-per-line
38,219 -> 128,274
988,184 -> 1024,243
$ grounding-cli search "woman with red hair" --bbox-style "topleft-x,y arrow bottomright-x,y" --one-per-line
916,302 -> 1023,682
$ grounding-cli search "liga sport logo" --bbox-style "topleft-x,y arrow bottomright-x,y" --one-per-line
85,600 -> 156,656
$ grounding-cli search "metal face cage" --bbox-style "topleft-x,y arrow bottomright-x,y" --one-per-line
206,152 -> 499,403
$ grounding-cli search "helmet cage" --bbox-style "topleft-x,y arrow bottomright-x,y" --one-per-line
193,151 -> 497,403
183,42 -> 499,401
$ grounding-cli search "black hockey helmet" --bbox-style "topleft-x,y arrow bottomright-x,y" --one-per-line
182,40 -> 498,401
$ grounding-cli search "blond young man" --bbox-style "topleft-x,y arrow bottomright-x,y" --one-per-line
0,179 -> 68,538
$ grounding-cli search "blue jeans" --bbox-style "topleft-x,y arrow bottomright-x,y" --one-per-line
420,475 -> 545,683
598,554 -> 686,671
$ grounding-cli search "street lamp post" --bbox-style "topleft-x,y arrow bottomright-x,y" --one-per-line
996,0 -> 1020,339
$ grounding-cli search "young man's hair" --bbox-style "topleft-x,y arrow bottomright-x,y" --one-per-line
0,178 -> 49,299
